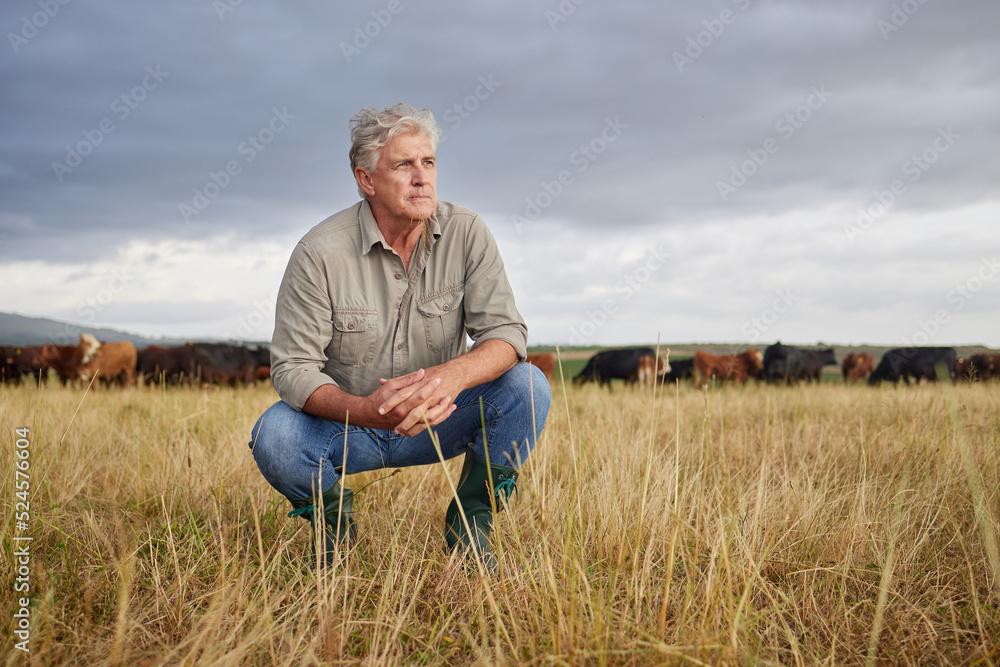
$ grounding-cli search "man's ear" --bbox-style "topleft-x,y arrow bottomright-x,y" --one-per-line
355,166 -> 376,197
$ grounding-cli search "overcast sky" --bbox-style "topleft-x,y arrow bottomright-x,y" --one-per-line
2,0 -> 998,348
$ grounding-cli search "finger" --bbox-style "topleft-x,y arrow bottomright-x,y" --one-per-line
379,376 -> 441,416
399,368 -> 425,385
424,401 -> 456,428
377,372 -> 432,414
414,398 -> 452,430
396,395 -> 453,435
379,368 -> 424,391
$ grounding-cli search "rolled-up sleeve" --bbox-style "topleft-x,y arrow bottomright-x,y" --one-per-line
270,242 -> 338,411
462,215 -> 528,361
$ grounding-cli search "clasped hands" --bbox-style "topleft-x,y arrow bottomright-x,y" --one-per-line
369,367 -> 460,437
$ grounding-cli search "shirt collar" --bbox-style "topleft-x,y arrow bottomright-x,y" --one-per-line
358,199 -> 442,255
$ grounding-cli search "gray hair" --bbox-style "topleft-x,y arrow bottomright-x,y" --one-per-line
349,103 -> 440,198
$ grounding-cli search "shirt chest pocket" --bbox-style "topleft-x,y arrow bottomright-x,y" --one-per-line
416,288 -> 464,353
330,308 -> 378,367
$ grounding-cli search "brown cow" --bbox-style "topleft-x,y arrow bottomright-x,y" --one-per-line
3,346 -> 45,385
967,353 -> 998,381
841,352 -> 875,383
526,353 -> 556,380
33,343 -> 83,385
78,340 -> 137,387
692,349 -> 763,388
637,353 -> 670,389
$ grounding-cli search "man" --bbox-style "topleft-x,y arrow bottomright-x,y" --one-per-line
249,103 -> 550,570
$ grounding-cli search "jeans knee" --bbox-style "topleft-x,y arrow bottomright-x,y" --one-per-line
248,401 -> 328,499
492,362 -> 551,428
514,362 -> 551,420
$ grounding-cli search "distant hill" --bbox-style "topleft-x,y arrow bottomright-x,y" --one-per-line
0,312 -> 252,348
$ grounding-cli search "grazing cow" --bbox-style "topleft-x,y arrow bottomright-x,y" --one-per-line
33,343 -> 85,385
869,347 -> 957,385
574,347 -> 666,390
762,341 -> 799,383
254,365 -> 272,382
78,340 -> 138,387
3,346 -> 46,384
955,356 -> 971,380
526,353 -> 556,380
636,353 -> 670,389
0,347 -> 16,383
966,353 -> 997,381
249,345 -> 271,382
692,349 -> 763,388
659,357 -> 694,385
137,345 -> 195,385
190,343 -> 256,385
785,347 -> 837,383
841,352 -> 875,383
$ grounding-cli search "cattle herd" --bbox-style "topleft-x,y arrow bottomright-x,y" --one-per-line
540,342 -> 1000,390
2,336 -> 998,390
0,334 -> 270,387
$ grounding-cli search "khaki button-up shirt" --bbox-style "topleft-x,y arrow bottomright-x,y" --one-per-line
270,199 -> 528,411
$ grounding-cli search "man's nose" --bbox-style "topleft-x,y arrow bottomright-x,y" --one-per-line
412,164 -> 430,183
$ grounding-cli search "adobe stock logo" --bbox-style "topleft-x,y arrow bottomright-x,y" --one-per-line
51,66 -> 170,182
716,84 -> 832,202
8,0 -> 72,54
438,75 -> 502,145
902,255 -> 999,347
567,245 -> 671,345
179,107 -> 295,223
339,0 -> 414,63
877,0 -> 932,40
843,127 -> 959,243
740,288 -> 799,343
672,0 -> 751,73
511,117 -> 627,233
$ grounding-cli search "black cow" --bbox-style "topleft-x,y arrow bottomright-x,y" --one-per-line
785,347 -> 837,383
249,345 -> 270,368
762,341 -> 798,383
869,347 -> 957,385
249,345 -> 272,382
190,343 -> 256,385
659,357 -> 694,384
574,347 -> 657,390
137,345 -> 196,385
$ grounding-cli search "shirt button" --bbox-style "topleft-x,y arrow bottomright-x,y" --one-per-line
347,322 -> 355,330
443,304 -> 449,311
397,342 -> 404,350
395,272 -> 403,280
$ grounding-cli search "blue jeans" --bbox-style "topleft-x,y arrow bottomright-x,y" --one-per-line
249,362 -> 551,501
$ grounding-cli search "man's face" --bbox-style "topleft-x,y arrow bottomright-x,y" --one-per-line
358,131 -> 437,224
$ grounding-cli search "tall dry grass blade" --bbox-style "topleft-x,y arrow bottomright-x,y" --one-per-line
866,465 -> 910,667
426,415 -> 514,652
57,372 -> 98,447
942,382 -> 1000,604
637,340 -> 666,541
109,544 -> 135,667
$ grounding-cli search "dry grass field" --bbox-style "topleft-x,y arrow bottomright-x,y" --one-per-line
2,372 -> 1000,665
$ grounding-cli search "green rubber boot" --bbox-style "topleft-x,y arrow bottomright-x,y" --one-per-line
444,451 -> 519,571
288,482 -> 356,568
